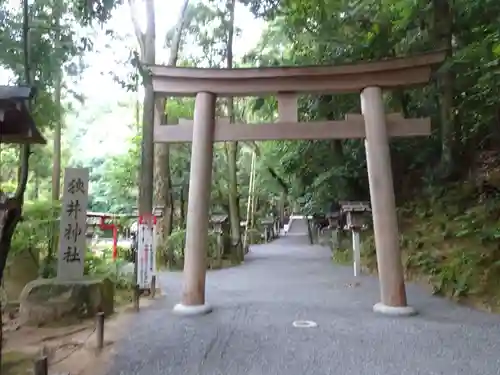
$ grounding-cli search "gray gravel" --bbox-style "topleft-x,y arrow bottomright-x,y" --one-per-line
107,220 -> 500,375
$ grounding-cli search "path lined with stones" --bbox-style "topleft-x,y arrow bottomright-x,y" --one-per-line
107,219 -> 500,375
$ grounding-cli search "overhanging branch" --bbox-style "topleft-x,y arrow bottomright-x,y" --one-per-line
244,141 -> 289,194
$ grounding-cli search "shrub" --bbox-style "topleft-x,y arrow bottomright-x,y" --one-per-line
157,229 -> 220,269
84,251 -> 134,290
11,200 -> 60,258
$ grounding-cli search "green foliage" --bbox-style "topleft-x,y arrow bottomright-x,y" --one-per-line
159,229 -> 186,268
9,200 -> 59,265
236,0 -> 500,208
84,250 -> 133,290
358,181 -> 500,309
330,233 -> 355,265
157,228 -> 222,269
244,228 -> 264,246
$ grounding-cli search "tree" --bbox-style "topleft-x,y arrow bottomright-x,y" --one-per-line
223,0 -> 243,261
127,0 -> 155,309
128,0 -> 155,213
153,0 -> 190,267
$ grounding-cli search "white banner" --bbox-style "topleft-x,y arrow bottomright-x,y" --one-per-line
137,215 -> 157,289
152,222 -> 158,278
57,168 -> 89,280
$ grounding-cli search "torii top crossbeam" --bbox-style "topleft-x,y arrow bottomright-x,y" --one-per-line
147,50 -> 446,96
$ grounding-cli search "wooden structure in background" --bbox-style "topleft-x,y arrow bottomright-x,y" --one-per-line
148,50 -> 446,317
0,85 -> 45,145
0,85 -> 45,298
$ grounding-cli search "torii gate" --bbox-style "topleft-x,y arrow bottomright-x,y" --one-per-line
147,50 -> 446,317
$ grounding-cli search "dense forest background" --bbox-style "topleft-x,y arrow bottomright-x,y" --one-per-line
1,0 -> 500,309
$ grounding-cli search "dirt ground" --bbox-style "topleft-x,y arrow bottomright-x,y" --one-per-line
2,293 -> 160,375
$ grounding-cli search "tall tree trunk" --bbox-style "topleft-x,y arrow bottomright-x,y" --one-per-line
129,0 -> 156,309
47,29 -> 63,276
224,0 -> 242,262
153,0 -> 190,268
129,0 -> 156,214
434,0 -> 455,177
242,151 -> 256,249
179,185 -> 186,229
278,191 -> 286,226
52,71 -> 62,201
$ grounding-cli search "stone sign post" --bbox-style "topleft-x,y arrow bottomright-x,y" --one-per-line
57,168 -> 89,280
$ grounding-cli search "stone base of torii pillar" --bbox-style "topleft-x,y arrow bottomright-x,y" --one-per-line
373,303 -> 417,316
173,303 -> 213,316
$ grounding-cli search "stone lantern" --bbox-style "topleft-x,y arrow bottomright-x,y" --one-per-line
209,213 -> 230,265
339,201 -> 372,277
260,217 -> 276,243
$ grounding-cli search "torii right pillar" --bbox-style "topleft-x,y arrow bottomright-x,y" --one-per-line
361,86 -> 417,316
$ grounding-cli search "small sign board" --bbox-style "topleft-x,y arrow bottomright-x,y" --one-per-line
137,215 -> 157,289
57,168 -> 89,280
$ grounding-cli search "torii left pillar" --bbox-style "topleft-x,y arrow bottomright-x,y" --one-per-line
173,92 -> 216,316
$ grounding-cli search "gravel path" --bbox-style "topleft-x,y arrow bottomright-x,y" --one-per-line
107,220 -> 500,375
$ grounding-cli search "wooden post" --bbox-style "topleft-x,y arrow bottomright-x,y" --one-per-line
361,86 -> 416,316
151,275 -> 156,298
331,228 -> 339,252
173,92 -> 215,316
306,218 -> 314,245
96,312 -> 104,351
352,230 -> 361,277
33,356 -> 48,375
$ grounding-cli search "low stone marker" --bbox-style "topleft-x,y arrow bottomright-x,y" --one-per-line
19,277 -> 114,326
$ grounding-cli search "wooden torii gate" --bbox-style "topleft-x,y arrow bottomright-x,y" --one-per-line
147,50 -> 446,317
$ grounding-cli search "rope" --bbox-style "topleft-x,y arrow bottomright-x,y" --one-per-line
49,326 -> 97,366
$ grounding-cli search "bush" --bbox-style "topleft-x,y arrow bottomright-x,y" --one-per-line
357,182 -> 500,310
11,200 -> 60,257
84,250 -> 134,290
6,200 -> 60,277
157,229 -> 220,269
246,228 -> 264,245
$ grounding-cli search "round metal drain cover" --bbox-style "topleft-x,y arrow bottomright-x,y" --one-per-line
292,320 -> 318,328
